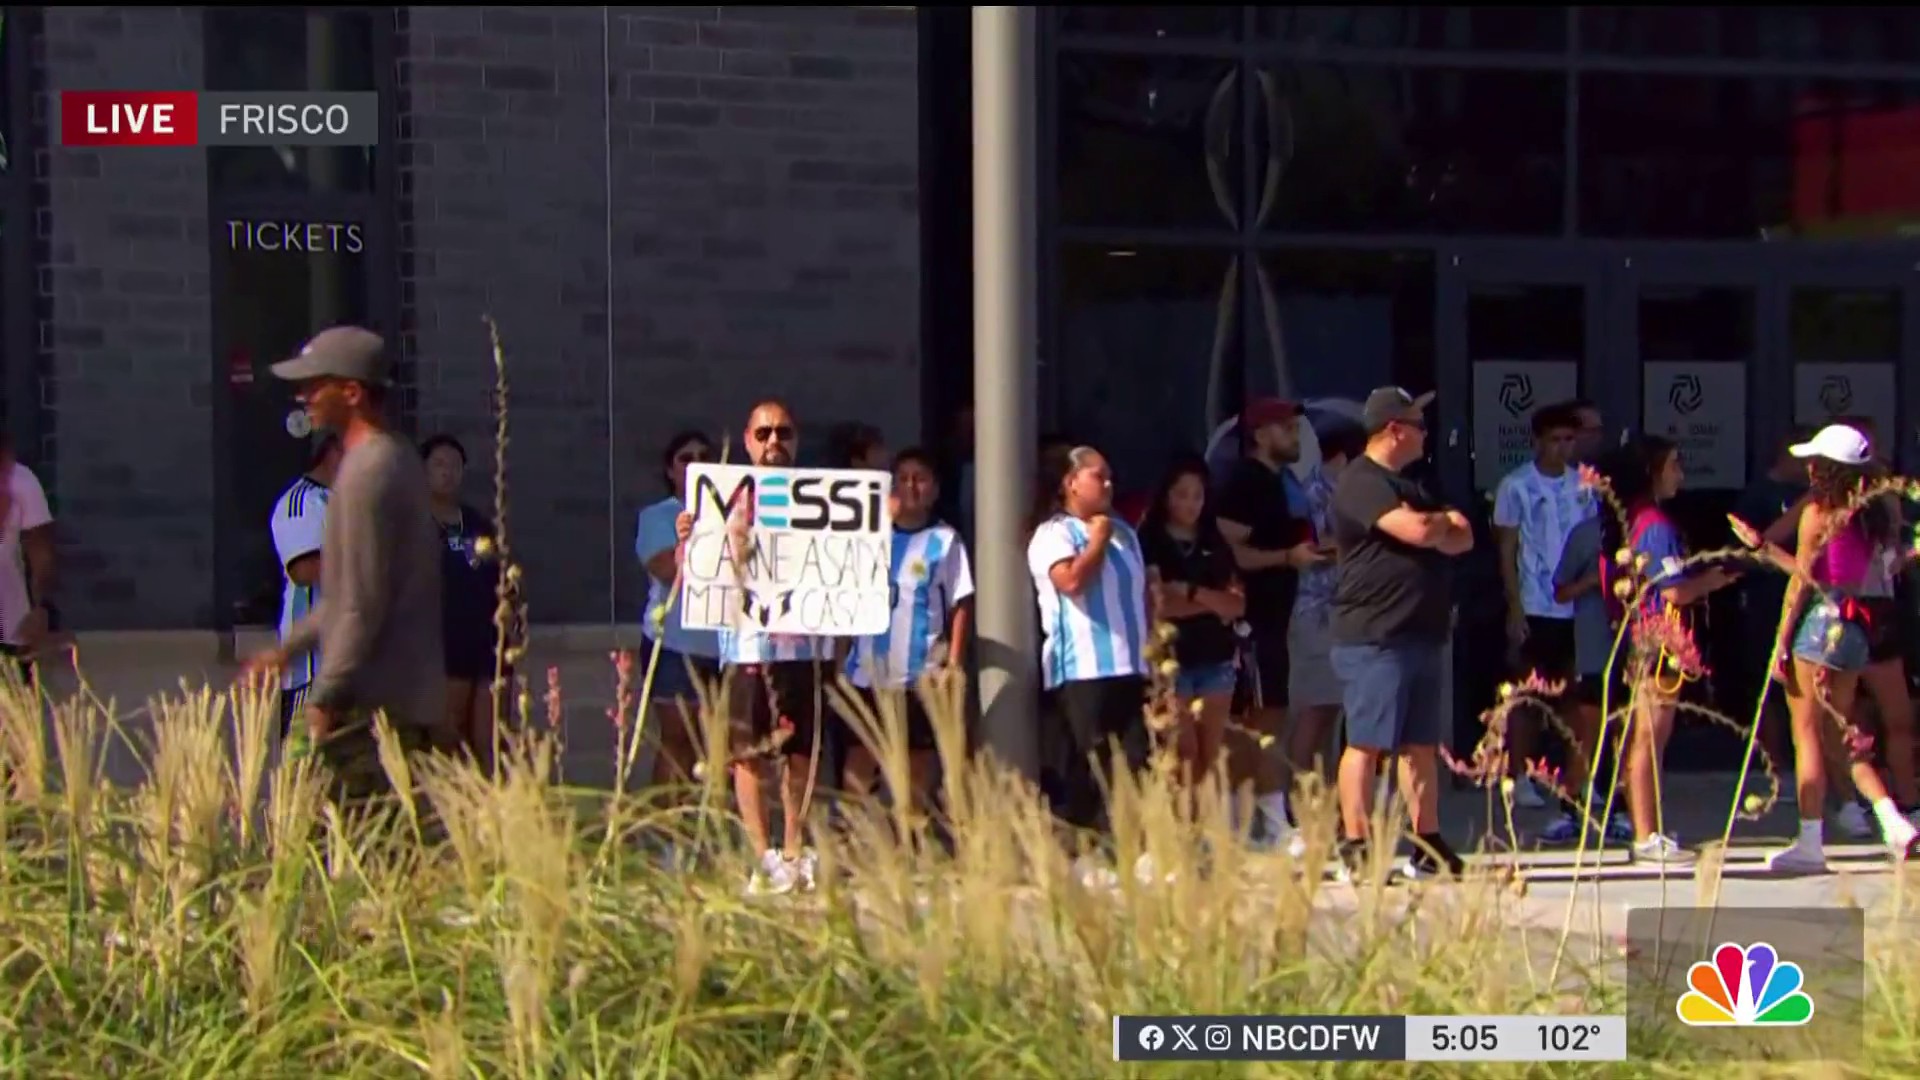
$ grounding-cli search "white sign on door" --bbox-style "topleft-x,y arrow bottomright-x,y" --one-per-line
1793,363 -> 1897,454
1471,360 -> 1580,490
1642,362 -> 1748,489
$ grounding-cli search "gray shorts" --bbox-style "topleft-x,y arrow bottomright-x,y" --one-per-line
1287,609 -> 1344,708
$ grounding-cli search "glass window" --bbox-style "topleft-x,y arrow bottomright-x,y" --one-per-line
1790,288 -> 1901,362
1253,64 -> 1566,234
1248,248 -> 1435,402
1639,287 -> 1756,362
1056,53 -> 1242,230
216,235 -> 370,624
1579,8 -> 1920,67
1257,8 -> 1567,53
1059,7 -> 1241,40
1056,245 -> 1237,492
206,8 -> 378,194
1579,73 -> 1920,240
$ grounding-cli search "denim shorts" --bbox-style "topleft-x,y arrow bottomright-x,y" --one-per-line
1331,640 -> 1446,752
1790,599 -> 1870,673
1174,660 -> 1237,698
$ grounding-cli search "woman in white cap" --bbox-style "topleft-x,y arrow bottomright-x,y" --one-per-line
1746,422 -> 1918,872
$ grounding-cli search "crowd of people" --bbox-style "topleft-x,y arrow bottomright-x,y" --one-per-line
243,324 -> 1920,895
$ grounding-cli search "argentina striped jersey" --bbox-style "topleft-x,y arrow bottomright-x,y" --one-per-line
848,521 -> 974,689
1027,513 -> 1150,690
269,476 -> 329,691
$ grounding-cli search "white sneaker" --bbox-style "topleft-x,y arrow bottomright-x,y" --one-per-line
787,849 -> 819,892
1880,814 -> 1918,860
1766,843 -> 1829,875
1512,777 -> 1548,810
1285,831 -> 1309,860
1834,802 -> 1875,840
1631,833 -> 1696,866
745,849 -> 797,896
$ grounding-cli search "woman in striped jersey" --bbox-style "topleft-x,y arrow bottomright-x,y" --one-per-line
1028,445 -> 1153,869
844,448 -> 975,813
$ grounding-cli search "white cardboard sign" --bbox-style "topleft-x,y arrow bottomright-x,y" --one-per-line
1642,361 -> 1747,489
1471,360 -> 1580,490
678,464 -> 893,637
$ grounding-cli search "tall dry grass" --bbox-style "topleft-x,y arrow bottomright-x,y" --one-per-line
0,657 -> 1915,1077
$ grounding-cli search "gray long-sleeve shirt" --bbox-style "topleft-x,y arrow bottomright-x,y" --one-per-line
282,430 -> 444,730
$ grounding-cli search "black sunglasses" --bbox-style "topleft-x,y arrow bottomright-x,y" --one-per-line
1392,416 -> 1428,432
753,425 -> 795,443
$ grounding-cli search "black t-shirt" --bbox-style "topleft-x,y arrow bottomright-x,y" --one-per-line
1329,456 -> 1452,645
438,505 -> 502,678
1140,523 -> 1239,667
1216,458 -> 1306,631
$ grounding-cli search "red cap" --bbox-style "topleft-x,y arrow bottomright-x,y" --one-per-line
1242,397 -> 1301,431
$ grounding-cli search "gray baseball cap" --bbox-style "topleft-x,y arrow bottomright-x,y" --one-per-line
1361,386 -> 1436,435
271,326 -> 391,386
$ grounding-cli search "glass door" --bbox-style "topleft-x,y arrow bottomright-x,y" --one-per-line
1777,256 -> 1919,475
1437,247 -> 1604,759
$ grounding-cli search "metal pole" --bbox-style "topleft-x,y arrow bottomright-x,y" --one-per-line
971,6 -> 1040,779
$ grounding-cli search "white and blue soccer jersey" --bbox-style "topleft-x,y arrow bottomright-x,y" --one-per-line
269,476 -> 329,692
718,625 -> 833,667
1027,513 -> 1150,690
849,522 -> 975,689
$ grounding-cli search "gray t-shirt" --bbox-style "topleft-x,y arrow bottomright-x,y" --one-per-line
287,431 -> 445,730
1553,515 -> 1612,677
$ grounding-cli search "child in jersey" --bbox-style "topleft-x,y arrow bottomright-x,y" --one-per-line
845,448 -> 975,815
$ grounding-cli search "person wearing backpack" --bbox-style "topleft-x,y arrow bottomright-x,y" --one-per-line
1602,437 -> 1742,866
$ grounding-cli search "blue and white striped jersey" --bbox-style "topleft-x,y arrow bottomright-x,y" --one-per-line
269,475 -> 329,692
848,521 -> 974,689
1027,513 -> 1150,690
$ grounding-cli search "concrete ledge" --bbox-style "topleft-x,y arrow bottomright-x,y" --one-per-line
67,623 -> 651,665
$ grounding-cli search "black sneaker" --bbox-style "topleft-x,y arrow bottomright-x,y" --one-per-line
1405,832 -> 1465,880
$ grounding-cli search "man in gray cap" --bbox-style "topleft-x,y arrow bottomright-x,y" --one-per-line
243,326 -> 448,802
1327,386 -> 1473,882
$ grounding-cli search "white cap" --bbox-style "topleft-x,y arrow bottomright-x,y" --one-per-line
1789,423 -> 1872,465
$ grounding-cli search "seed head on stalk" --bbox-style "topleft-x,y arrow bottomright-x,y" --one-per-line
481,315 -> 530,768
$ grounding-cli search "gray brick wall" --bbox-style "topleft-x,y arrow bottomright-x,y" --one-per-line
405,5 -> 921,624
37,7 -> 214,628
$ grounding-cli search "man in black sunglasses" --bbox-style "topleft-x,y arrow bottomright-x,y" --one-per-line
674,399 -> 836,895
1327,387 -> 1475,883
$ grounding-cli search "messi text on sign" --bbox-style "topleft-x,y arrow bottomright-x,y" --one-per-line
679,464 -> 893,636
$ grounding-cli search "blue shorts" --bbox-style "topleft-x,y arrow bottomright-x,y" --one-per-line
1791,600 -> 1870,673
641,643 -> 720,704
1331,640 -> 1446,752
1174,660 -> 1237,698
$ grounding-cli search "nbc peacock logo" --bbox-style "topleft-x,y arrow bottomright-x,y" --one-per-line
1676,942 -> 1815,1026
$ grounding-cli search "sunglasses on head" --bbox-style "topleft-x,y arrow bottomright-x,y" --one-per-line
753,425 -> 794,443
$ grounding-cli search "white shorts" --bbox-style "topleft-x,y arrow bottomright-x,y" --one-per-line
1287,608 -> 1344,709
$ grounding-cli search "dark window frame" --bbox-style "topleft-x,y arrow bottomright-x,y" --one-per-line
3,8 -> 43,472
204,6 -> 403,632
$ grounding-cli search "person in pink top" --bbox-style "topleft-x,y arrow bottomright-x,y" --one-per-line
0,435 -> 56,674
1757,423 -> 1918,872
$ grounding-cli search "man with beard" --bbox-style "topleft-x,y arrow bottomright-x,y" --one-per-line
675,399 -> 834,895
242,327 -> 447,802
1217,398 -> 1326,848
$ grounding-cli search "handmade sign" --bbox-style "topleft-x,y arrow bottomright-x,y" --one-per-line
679,463 -> 893,636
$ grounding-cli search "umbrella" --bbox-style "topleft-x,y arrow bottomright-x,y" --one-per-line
1204,397 -> 1367,483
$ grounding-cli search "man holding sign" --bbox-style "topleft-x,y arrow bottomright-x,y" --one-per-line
674,400 -> 893,896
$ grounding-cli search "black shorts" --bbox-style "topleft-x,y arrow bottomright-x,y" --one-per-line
1863,597 -> 1903,665
851,685 -> 938,754
1238,627 -> 1290,711
733,659 -> 830,761
1519,616 -> 1577,681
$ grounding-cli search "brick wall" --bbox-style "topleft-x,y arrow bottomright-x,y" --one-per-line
404,5 -> 921,624
37,7 -> 213,628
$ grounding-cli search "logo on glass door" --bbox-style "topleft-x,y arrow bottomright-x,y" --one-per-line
1668,374 -> 1705,416
1498,373 -> 1535,417
1817,376 -> 1854,415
